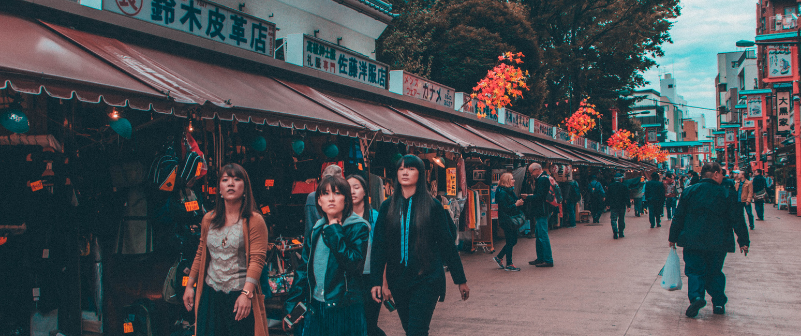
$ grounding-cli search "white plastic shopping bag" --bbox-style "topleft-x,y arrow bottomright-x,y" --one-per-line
660,248 -> 682,291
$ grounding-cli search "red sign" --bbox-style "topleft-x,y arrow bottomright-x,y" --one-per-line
115,0 -> 143,16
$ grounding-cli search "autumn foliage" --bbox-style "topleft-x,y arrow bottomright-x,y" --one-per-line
564,98 -> 601,138
471,52 -> 530,118
607,130 -> 635,151
607,129 -> 668,163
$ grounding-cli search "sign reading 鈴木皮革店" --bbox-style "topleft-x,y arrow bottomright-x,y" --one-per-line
284,34 -> 388,89
389,71 -> 455,108
105,0 -> 276,57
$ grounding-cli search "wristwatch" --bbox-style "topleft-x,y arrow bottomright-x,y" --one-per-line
240,290 -> 254,299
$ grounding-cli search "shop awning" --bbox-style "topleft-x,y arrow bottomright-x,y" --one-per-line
455,123 -> 546,160
393,109 -> 514,158
0,14 -> 170,112
511,137 -> 593,165
42,20 -> 369,137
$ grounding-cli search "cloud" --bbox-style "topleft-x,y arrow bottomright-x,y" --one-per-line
639,0 -> 757,126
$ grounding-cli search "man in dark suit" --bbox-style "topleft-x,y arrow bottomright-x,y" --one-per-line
669,162 -> 750,318
606,173 -> 631,239
644,172 -> 665,228
523,163 -> 554,267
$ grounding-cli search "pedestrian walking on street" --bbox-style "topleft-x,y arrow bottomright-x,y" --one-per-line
630,173 -> 646,217
606,173 -> 631,239
494,173 -> 524,271
688,170 -> 700,186
286,175 -> 372,336
524,163 -> 555,267
562,178 -> 581,228
733,170 -> 755,230
752,169 -> 767,221
669,162 -> 750,318
370,155 -> 469,336
645,172 -> 665,228
588,175 -> 606,223
663,172 -> 678,220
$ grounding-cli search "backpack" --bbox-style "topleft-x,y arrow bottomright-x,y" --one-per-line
149,141 -> 179,192
546,176 -> 563,207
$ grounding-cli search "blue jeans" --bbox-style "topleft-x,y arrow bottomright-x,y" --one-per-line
563,202 -> 577,227
665,197 -> 677,219
609,208 -> 626,234
740,202 -> 754,227
754,201 -> 764,220
534,216 -> 553,264
683,249 -> 728,306
633,197 -> 643,215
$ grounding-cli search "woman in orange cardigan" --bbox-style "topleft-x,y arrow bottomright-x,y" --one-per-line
183,163 -> 270,336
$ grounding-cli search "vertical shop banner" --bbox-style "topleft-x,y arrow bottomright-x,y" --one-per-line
389,71 -> 454,108
105,0 -> 276,57
766,45 -> 795,80
446,168 -> 457,196
725,129 -> 737,143
777,91 -> 793,133
716,135 -> 725,148
747,96 -> 763,118
285,34 -> 388,89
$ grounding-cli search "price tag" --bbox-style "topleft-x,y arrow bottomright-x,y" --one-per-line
123,322 -> 134,333
42,249 -> 49,259
358,163 -> 363,170
182,276 -> 189,287
195,162 -> 204,177
30,180 -> 43,192
184,201 -> 200,212
265,179 -> 275,187
261,206 -> 271,214
208,187 -> 217,195
443,204 -> 450,210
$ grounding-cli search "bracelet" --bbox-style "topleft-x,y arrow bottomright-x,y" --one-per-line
240,290 -> 254,299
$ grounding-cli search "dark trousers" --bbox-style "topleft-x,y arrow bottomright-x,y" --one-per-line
534,215 -> 553,264
197,285 -> 255,336
361,275 -> 386,336
394,285 -> 439,336
665,197 -> 677,219
754,201 -> 764,220
497,223 -> 518,264
609,208 -> 626,234
739,202 -> 754,228
682,249 -> 728,306
633,197 -> 643,216
591,198 -> 604,223
563,202 -> 577,227
648,204 -> 662,227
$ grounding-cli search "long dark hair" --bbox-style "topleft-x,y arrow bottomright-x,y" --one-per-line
314,175 -> 353,222
211,163 -> 257,230
386,155 -> 435,271
346,174 -> 374,224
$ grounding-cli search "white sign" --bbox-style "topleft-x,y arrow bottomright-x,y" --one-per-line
285,34 -> 388,89
747,97 -> 763,118
104,0 -> 276,57
743,119 -> 755,129
389,71 -> 454,108
777,91 -> 793,133
505,109 -> 530,132
767,45 -> 793,78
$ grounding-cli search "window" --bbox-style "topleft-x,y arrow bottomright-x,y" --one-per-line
668,84 -> 674,88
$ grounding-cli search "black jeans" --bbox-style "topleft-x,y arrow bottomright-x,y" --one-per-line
496,222 -> 518,264
683,249 -> 728,306
361,275 -> 386,336
196,285 -> 254,336
609,207 -> 626,234
394,284 -> 439,336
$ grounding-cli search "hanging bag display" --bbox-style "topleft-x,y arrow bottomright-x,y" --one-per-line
291,181 -> 317,194
148,140 -> 180,192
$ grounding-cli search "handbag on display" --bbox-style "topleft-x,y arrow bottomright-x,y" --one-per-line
291,181 -> 317,194
260,247 -> 297,297
149,140 -> 180,192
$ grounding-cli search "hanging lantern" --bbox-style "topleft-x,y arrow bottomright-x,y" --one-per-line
291,138 -> 305,155
248,135 -> 267,152
109,118 -> 132,139
391,152 -> 403,165
1,106 -> 29,134
323,142 -> 339,158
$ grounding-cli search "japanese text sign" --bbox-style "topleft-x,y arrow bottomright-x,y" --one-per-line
777,91 -> 793,133
105,0 -> 276,57
742,119 -> 755,129
390,71 -> 454,108
747,96 -> 763,119
504,109 -> 530,132
716,135 -> 724,148
285,34 -> 388,89
725,129 -> 737,143
446,168 -> 457,196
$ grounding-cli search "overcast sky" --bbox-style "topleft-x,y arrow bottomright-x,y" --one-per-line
639,0 -> 757,127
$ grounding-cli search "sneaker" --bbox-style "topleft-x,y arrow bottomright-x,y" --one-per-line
713,305 -> 725,315
535,262 -> 554,267
528,259 -> 542,265
492,256 -> 504,269
613,232 -> 618,239
685,298 -> 706,318
619,232 -> 625,238
657,223 -> 662,227
750,226 -> 754,230
505,264 -> 521,272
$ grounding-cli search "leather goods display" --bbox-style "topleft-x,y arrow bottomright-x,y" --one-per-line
148,140 -> 179,192
291,181 -> 317,194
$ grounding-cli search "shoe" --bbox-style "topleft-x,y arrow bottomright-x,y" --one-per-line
757,218 -> 764,221
750,226 -> 754,230
619,232 -> 625,238
657,223 -> 662,227
493,256 -> 504,269
528,259 -> 542,265
613,232 -> 618,239
651,225 -> 655,228
505,264 -> 521,272
713,305 -> 725,315
635,215 -> 641,217
535,262 -> 554,267
685,298 -> 706,318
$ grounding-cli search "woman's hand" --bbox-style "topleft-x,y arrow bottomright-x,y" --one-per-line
515,199 -> 524,207
458,283 -> 470,301
233,294 -> 252,321
371,286 -> 384,303
382,285 -> 393,303
182,287 -> 195,312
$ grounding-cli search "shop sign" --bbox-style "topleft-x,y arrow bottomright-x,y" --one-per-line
105,0 -> 276,57
742,119 -> 755,129
446,168 -> 457,196
533,120 -> 554,137
555,128 -> 571,142
747,96 -> 763,118
667,146 -> 689,154
766,45 -> 794,80
389,71 -> 454,108
647,129 -> 658,143
716,135 -> 725,148
702,144 -> 710,153
725,129 -> 737,143
505,109 -> 530,132
777,91 -> 793,133
455,93 -> 498,121
588,140 -> 599,150
285,34 -> 388,89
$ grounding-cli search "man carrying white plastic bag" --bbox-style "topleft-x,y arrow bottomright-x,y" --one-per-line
668,163 -> 749,318
660,247 -> 682,291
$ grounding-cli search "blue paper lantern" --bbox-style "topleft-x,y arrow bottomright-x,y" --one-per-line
1,108 -> 29,134
248,135 -> 267,152
291,138 -> 305,155
391,153 -> 403,165
323,142 -> 339,158
109,118 -> 132,139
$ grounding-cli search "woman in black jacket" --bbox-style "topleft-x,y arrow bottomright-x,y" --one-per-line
644,172 -> 666,228
493,172 -> 524,271
370,155 -> 469,336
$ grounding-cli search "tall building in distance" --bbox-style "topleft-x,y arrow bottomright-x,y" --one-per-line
714,48 -> 758,171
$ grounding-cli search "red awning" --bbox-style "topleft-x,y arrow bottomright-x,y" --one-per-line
41,20 -> 368,137
394,109 -> 514,158
0,14 -> 170,112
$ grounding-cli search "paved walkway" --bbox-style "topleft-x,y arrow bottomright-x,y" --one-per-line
376,205 -> 801,335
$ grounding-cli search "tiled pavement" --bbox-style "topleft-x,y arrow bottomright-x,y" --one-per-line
376,205 -> 801,335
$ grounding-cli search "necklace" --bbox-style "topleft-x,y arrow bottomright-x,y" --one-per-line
221,219 -> 240,248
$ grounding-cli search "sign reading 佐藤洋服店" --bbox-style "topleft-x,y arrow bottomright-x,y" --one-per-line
105,0 -> 276,57
389,71 -> 454,108
284,34 -> 388,89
